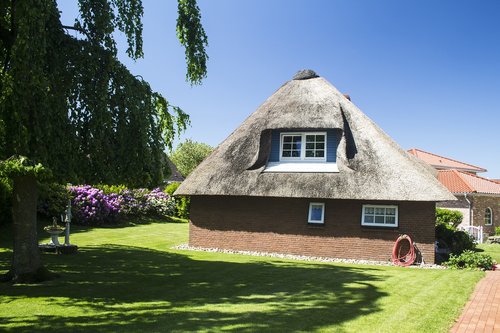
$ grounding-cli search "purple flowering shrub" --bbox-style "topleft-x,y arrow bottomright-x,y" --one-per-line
119,188 -> 174,217
67,185 -> 175,225
69,185 -> 120,225
145,188 -> 175,217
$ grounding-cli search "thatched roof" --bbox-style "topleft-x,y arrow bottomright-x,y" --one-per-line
176,70 -> 455,201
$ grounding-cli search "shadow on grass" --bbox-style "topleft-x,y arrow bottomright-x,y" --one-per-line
0,244 -> 387,332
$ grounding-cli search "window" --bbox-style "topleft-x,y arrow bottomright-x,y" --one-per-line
485,208 -> 493,225
280,132 -> 326,161
361,205 -> 398,227
305,134 -> 325,158
308,203 -> 325,224
281,135 -> 302,158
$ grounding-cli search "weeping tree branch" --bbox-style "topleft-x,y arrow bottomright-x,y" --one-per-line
61,24 -> 89,37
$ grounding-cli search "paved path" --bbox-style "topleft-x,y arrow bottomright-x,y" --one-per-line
450,271 -> 500,333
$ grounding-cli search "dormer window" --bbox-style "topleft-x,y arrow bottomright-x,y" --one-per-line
280,132 -> 326,161
264,129 -> 339,173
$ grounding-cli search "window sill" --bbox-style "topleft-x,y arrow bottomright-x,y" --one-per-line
361,225 -> 399,230
307,223 -> 325,228
264,162 -> 338,173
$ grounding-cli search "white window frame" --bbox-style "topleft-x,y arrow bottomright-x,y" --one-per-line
279,132 -> 327,162
308,202 -> 325,224
485,207 -> 493,226
361,204 -> 398,227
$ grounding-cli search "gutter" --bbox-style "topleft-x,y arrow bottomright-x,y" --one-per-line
463,192 -> 472,226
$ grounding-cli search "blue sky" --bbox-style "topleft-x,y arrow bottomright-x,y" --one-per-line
58,1 -> 500,177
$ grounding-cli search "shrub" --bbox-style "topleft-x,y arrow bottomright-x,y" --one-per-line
69,185 -> 121,225
38,182 -> 71,218
445,250 -> 495,270
435,223 -> 475,255
144,188 -> 175,218
165,182 -> 190,219
118,189 -> 146,217
496,226 -> 500,236
68,185 -> 175,225
176,196 -> 190,220
94,184 -> 128,195
164,182 -> 179,195
436,208 -> 463,228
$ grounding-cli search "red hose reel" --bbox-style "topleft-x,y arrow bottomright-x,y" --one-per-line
392,234 -> 416,267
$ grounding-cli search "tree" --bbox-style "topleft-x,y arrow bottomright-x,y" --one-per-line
0,0 -> 208,283
170,139 -> 213,177
0,0 -> 208,187
0,157 -> 56,283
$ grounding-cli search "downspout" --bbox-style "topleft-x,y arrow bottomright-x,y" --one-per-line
463,193 -> 472,226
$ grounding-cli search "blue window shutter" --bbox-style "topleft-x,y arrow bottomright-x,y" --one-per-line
326,129 -> 336,162
269,130 -> 280,162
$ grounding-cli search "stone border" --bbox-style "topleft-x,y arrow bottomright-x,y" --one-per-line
173,244 -> 446,269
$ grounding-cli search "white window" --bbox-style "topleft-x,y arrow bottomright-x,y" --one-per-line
280,132 -> 326,162
308,203 -> 325,224
485,208 -> 493,225
361,205 -> 398,227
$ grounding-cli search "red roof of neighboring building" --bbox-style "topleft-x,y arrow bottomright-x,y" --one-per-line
408,148 -> 487,173
437,170 -> 500,194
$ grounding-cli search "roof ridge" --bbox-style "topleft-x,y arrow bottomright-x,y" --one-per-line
451,169 -> 476,193
409,148 -> 486,172
459,170 -> 500,186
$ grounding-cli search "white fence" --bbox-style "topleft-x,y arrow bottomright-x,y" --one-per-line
459,225 -> 483,244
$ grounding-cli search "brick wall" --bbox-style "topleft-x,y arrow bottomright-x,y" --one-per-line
189,196 -> 436,263
470,195 -> 500,236
438,194 -> 500,234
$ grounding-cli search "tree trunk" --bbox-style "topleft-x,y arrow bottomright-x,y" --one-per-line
1,175 -> 56,283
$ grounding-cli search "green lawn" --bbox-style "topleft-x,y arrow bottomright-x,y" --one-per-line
0,221 -> 484,333
477,243 -> 500,263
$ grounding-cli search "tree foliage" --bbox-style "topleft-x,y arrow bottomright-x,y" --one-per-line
177,0 -> 209,85
170,139 -> 213,177
0,0 -> 208,187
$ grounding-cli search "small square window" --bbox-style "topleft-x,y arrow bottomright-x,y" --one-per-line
308,203 -> 325,224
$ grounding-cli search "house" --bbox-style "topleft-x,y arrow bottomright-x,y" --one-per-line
176,70 -> 455,263
409,149 -> 500,235
407,148 -> 487,174
165,157 -> 185,183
